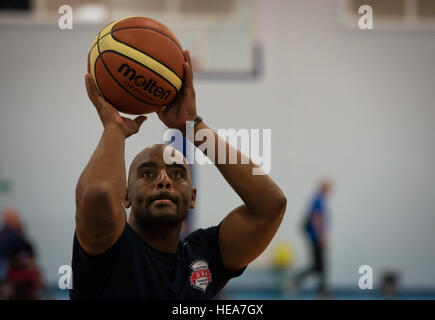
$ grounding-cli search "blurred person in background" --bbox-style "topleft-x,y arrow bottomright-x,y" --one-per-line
379,269 -> 400,298
292,180 -> 333,296
0,207 -> 43,299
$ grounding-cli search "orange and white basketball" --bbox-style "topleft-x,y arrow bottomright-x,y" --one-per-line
88,17 -> 184,115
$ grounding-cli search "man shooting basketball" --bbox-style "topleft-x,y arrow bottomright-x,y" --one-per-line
70,50 -> 287,299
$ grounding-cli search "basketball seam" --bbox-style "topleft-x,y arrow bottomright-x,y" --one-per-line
112,18 -> 184,52
111,29 -> 184,80
95,34 -> 174,108
89,26 -> 183,54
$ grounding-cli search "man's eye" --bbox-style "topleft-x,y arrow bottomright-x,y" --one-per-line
144,171 -> 154,178
171,171 -> 181,178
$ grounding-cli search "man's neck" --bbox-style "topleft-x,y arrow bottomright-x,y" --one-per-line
128,214 -> 181,254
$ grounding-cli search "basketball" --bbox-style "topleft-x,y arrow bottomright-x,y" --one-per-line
88,17 -> 185,115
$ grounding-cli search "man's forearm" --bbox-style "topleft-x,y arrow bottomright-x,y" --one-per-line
76,123 -> 126,205
188,121 -> 286,218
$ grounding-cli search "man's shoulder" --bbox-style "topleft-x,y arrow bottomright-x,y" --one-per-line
184,224 -> 220,241
182,224 -> 221,251
73,222 -> 135,261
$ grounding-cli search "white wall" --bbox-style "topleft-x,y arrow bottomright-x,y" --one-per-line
0,0 -> 434,288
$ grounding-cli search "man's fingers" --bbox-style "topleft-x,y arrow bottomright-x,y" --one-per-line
85,74 -> 98,106
184,50 -> 191,63
85,74 -> 103,108
182,50 -> 194,91
157,105 -> 168,118
184,62 -> 193,86
84,74 -> 95,105
134,115 -> 147,127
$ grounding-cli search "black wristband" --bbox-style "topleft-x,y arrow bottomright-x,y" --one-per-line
193,115 -> 203,128
184,116 -> 202,137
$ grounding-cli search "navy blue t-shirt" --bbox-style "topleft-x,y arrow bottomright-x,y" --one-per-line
69,222 -> 246,300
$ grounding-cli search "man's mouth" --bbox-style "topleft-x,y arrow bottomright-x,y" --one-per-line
148,193 -> 178,206
152,199 -> 173,205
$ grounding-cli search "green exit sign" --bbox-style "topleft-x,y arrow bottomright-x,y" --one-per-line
0,179 -> 12,193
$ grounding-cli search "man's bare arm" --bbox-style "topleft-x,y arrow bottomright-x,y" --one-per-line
75,75 -> 146,255
190,123 -> 287,272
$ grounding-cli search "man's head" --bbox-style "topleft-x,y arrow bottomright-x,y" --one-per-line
2,207 -> 23,233
124,144 -> 196,228
319,179 -> 333,197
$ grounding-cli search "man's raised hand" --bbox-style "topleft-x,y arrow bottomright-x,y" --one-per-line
157,50 -> 197,133
85,73 -> 147,138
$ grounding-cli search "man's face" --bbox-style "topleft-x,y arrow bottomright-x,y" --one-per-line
125,145 -> 196,227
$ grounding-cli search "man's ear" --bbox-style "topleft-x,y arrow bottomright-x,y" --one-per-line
123,188 -> 131,209
190,188 -> 197,209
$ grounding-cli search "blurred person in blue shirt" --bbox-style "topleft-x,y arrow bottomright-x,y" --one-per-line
294,180 -> 332,296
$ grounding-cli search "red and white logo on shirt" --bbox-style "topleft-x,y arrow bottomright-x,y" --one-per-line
189,260 -> 212,292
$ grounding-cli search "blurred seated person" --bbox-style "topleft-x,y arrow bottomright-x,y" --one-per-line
0,207 -> 43,299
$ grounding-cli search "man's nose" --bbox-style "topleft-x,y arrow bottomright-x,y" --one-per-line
157,170 -> 171,189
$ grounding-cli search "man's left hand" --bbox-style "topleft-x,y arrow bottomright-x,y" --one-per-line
157,50 -> 198,133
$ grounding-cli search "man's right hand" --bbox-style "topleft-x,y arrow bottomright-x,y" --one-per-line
85,74 -> 147,138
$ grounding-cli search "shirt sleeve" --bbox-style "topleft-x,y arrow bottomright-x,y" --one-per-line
70,223 -> 131,299
312,196 -> 324,213
192,222 -> 247,298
